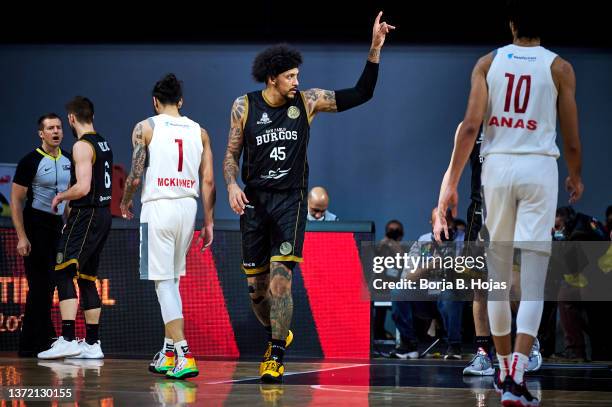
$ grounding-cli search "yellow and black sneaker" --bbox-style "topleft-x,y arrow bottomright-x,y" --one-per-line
260,330 -> 293,376
166,355 -> 199,380
149,351 -> 175,374
260,357 -> 284,383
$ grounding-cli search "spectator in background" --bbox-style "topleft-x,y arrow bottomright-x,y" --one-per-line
395,209 -> 464,360
551,206 -> 609,361
377,220 -> 420,359
307,186 -> 338,221
454,218 -> 467,242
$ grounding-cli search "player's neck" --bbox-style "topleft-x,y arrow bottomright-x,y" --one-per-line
40,143 -> 60,157
513,37 -> 540,47
76,124 -> 96,139
262,87 -> 286,107
157,106 -> 181,117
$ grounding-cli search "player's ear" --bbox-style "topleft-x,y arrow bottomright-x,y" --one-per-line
177,98 -> 184,109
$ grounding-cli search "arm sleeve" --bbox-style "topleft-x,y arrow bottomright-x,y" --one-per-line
13,153 -> 37,187
335,61 -> 379,112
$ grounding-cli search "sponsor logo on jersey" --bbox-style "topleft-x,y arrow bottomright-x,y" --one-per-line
287,106 -> 300,119
99,195 -> 112,202
260,168 -> 291,180
507,53 -> 537,62
62,164 -> 71,171
256,128 -> 298,146
164,121 -> 190,128
280,242 -> 293,255
42,166 -> 52,173
257,112 -> 272,125
98,141 -> 111,152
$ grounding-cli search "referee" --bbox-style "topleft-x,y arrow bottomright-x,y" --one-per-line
10,113 -> 71,357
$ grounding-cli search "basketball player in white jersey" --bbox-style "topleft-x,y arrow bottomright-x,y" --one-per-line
434,1 -> 582,405
120,74 -> 215,380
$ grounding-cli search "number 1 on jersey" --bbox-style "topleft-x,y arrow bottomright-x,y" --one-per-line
174,139 -> 183,171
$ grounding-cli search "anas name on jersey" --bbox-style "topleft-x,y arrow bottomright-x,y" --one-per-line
487,116 -> 538,131
256,127 -> 298,146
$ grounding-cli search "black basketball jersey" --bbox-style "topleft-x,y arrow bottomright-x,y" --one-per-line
70,132 -> 113,208
469,126 -> 484,203
242,91 -> 310,190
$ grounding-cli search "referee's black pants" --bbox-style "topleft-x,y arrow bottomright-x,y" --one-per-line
19,208 -> 62,355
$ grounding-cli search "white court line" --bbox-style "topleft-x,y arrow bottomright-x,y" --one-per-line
204,363 -> 369,385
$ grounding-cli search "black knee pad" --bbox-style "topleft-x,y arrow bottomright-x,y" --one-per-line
56,267 -> 77,301
77,278 -> 101,310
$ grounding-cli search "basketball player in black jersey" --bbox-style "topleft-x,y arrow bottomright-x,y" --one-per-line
223,12 -> 394,383
38,96 -> 113,359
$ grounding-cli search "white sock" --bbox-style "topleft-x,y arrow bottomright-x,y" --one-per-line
497,353 -> 511,381
163,338 -> 174,354
175,340 -> 190,357
510,352 -> 530,384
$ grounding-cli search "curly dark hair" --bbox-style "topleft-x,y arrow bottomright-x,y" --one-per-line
252,44 -> 303,83
152,73 -> 183,105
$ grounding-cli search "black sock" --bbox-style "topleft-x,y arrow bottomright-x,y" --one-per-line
85,324 -> 99,345
62,320 -> 75,342
475,336 -> 492,355
265,326 -> 272,342
270,339 -> 286,362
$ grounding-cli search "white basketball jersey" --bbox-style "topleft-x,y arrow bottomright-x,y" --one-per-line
481,44 -> 560,158
141,114 -> 203,203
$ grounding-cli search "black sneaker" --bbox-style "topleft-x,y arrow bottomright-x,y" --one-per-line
444,344 -> 462,360
389,342 -> 419,359
501,376 -> 539,407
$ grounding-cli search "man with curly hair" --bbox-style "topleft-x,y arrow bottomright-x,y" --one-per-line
223,12 -> 394,383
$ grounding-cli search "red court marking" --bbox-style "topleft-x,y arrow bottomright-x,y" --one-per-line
181,232 -> 239,358
301,232 -> 370,359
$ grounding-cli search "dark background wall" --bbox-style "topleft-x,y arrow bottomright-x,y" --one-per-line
1,43 -> 610,238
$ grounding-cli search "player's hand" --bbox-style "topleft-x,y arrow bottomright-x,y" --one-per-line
197,223 -> 214,252
120,199 -> 134,220
565,175 -> 584,204
51,194 -> 63,213
17,236 -> 31,256
371,11 -> 396,50
434,183 -> 458,243
228,183 -> 249,215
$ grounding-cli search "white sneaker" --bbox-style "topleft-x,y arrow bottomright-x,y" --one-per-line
37,337 -> 81,359
66,339 -> 104,359
463,348 -> 495,376
526,338 -> 542,372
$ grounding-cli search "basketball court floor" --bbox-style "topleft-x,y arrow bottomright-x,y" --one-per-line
2,356 -> 611,406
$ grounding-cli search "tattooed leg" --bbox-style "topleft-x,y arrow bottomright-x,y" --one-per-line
247,273 -> 271,327
269,262 -> 293,341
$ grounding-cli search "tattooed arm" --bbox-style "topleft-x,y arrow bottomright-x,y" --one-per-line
120,121 -> 152,219
302,12 -> 394,121
223,95 -> 250,215
196,128 -> 216,251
